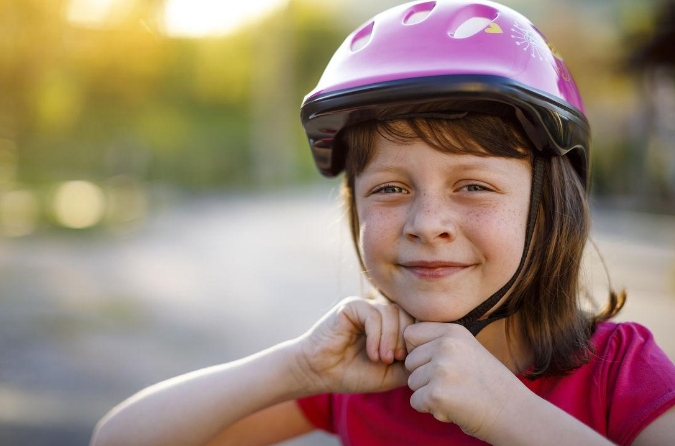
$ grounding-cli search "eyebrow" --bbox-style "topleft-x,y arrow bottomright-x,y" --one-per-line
362,157 -> 515,177
361,161 -> 408,175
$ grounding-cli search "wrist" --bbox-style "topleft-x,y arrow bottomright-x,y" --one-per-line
479,381 -> 538,445
245,338 -> 317,401
284,335 -> 330,396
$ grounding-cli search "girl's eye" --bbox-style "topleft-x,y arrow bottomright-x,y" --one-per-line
462,184 -> 490,192
373,184 -> 408,194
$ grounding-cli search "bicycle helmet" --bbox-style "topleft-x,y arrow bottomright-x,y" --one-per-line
300,0 -> 591,334
300,0 -> 590,187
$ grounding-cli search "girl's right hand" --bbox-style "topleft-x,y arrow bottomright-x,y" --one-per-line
294,296 -> 415,395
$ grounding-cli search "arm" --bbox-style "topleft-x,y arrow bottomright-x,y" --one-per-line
90,340 -> 313,446
91,297 -> 414,446
484,387 -> 615,446
631,406 -> 675,446
205,401 -> 315,446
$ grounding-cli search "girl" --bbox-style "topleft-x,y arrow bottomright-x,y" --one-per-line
91,1 -> 675,445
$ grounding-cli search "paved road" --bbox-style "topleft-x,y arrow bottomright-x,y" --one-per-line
0,186 -> 673,446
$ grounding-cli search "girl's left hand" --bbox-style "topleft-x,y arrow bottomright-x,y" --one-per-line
403,322 -> 527,442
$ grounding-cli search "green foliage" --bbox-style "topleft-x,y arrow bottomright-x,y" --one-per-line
0,0 -> 349,191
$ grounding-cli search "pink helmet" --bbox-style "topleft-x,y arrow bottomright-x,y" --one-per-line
300,0 -> 591,186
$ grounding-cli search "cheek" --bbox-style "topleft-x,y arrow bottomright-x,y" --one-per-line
463,201 -> 529,262
357,207 -> 401,264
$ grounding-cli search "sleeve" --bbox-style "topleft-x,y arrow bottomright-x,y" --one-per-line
603,323 -> 675,445
295,394 -> 336,433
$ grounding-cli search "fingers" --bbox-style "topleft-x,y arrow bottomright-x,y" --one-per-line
406,361 -> 431,392
404,323 -> 467,391
404,321 -> 470,353
404,340 -> 433,372
335,297 -> 381,362
362,307 -> 383,362
343,297 -> 414,364
396,309 -> 415,361
404,337 -> 438,393
376,303 -> 399,363
371,301 -> 414,364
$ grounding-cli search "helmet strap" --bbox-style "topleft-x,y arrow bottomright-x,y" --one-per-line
454,154 -> 545,336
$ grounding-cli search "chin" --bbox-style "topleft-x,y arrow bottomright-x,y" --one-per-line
404,304 -> 471,324
413,313 -> 463,323
380,288 -> 480,322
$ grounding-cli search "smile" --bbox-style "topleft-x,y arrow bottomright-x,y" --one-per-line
398,260 -> 473,279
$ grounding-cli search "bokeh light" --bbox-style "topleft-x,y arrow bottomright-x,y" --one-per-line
52,181 -> 106,229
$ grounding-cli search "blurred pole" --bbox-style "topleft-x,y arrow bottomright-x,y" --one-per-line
627,0 -> 675,208
250,3 -> 296,187
644,68 -> 675,198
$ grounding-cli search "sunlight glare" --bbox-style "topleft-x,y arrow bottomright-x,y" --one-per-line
162,0 -> 288,37
66,0 -> 133,28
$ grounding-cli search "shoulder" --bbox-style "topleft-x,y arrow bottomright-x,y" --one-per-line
592,320 -> 654,347
591,321 -> 675,444
588,321 -> 675,392
590,321 -> 665,362
521,322 -> 675,445
520,322 -> 671,402
593,319 -> 675,370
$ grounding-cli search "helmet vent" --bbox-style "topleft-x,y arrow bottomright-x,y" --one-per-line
447,4 -> 500,39
450,16 -> 493,39
350,21 -> 374,52
403,1 -> 436,25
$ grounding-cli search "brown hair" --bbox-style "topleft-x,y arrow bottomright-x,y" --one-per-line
340,113 -> 626,378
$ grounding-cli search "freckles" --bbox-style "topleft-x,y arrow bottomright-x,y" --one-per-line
464,205 -> 526,253
499,206 -> 528,248
359,208 -> 397,256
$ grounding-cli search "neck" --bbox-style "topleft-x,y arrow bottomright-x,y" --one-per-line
475,314 -> 533,375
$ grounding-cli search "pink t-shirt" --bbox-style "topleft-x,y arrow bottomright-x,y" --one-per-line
297,322 -> 675,445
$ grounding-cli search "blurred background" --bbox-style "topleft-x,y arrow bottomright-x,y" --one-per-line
0,0 -> 673,444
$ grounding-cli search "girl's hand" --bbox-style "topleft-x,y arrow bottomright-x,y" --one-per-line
295,296 -> 415,395
403,322 -> 527,442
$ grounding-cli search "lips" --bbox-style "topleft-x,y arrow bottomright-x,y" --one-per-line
398,260 -> 473,279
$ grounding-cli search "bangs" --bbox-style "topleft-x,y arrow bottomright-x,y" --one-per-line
343,113 -> 533,177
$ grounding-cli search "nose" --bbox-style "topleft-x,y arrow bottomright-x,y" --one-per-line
403,192 -> 457,243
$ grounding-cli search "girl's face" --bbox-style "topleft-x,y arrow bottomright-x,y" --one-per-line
354,134 -> 532,322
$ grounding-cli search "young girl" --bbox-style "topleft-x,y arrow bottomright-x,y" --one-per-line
91,1 -> 675,445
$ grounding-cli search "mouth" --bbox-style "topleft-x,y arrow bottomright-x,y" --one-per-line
398,260 -> 473,279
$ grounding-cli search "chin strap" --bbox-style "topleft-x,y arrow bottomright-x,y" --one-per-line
454,154 -> 545,336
